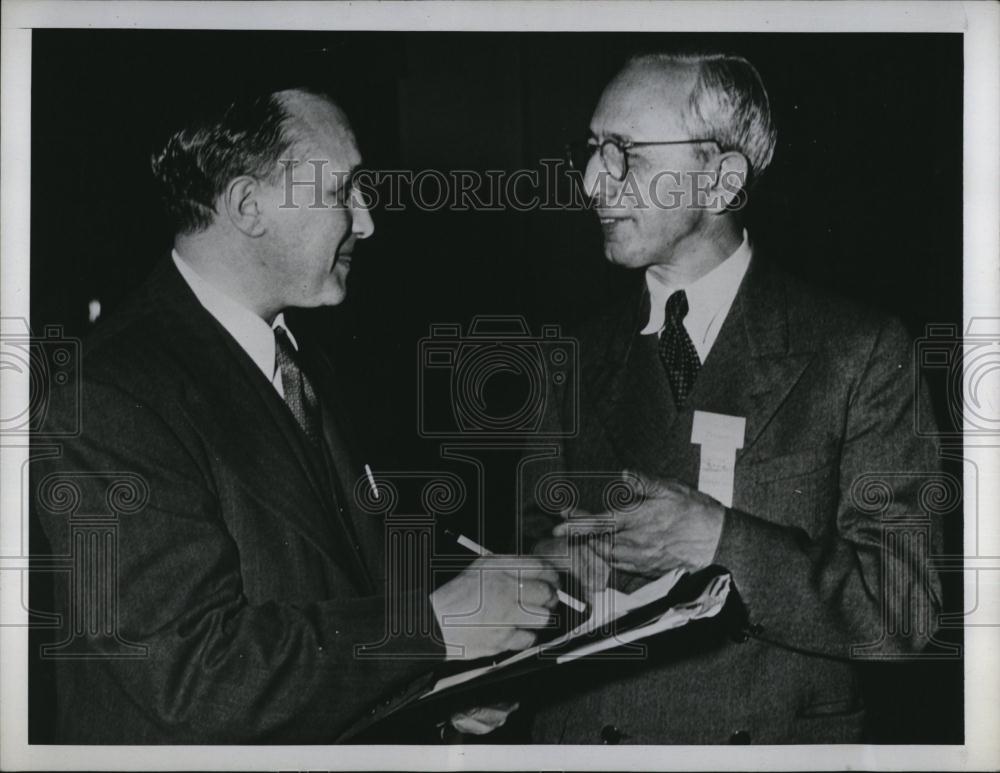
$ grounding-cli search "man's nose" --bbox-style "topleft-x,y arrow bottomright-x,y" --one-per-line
350,190 -> 375,240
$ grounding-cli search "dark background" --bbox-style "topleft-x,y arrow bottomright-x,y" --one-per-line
30,29 -> 963,743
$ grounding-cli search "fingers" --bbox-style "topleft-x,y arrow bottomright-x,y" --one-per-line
552,473 -> 686,540
587,534 -> 615,562
510,575 -> 557,626
552,509 -> 656,539
607,542 -> 652,572
504,628 -> 536,651
552,517 -> 617,538
501,557 -> 559,588
471,558 -> 559,598
467,555 -> 559,590
516,577 -> 558,610
559,505 -> 594,519
450,702 -> 520,735
549,471 -> 673,538
624,468 -> 673,499
488,701 -> 520,713
451,715 -> 495,735
517,566 -> 560,589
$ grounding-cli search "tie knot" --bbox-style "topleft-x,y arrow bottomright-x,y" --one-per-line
665,290 -> 689,325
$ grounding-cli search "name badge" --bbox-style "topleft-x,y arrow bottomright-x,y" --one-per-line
691,410 -> 746,507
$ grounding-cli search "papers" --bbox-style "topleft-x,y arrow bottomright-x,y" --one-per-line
691,410 -> 746,507
422,568 -> 730,698
585,567 -> 686,628
555,572 -> 730,663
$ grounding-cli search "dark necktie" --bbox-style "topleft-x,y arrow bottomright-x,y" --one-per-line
274,325 -> 323,446
658,289 -> 701,407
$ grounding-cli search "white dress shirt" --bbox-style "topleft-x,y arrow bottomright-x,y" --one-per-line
641,230 -> 752,362
172,249 -> 297,398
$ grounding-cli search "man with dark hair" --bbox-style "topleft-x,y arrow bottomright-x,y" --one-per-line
526,52 -> 943,743
33,87 -> 558,743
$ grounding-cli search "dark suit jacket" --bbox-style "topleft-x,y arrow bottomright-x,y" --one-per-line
32,258 -> 443,743
525,256 -> 943,744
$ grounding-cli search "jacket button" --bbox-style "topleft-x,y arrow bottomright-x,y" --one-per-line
601,724 -> 624,744
733,623 -> 763,643
730,730 -> 751,744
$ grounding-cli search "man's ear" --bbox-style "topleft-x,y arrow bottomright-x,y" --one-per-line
222,176 -> 265,237
713,152 -> 750,212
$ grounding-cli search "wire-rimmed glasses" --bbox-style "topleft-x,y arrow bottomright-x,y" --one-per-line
565,136 -> 719,181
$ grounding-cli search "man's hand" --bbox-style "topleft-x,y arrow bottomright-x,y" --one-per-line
534,524 -> 611,603
430,556 -> 559,660
551,471 -> 725,577
446,701 -> 520,736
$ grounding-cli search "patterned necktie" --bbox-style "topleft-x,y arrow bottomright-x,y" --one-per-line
274,325 -> 324,446
658,290 -> 702,407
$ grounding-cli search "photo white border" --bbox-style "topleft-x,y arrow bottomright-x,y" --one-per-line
2,2 -> 997,770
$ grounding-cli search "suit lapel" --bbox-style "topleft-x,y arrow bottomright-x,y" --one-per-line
603,331 -> 679,474
297,337 -> 380,594
592,286 -> 678,475
145,259 -> 372,585
591,256 -> 817,480
694,257 -> 816,455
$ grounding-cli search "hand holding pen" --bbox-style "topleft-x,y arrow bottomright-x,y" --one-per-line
363,466 -> 581,659
446,530 -> 588,613
429,550 -> 560,660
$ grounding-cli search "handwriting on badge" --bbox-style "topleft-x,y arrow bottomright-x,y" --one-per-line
691,411 -> 747,507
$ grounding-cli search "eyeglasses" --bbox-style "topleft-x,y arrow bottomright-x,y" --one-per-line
565,137 -> 719,182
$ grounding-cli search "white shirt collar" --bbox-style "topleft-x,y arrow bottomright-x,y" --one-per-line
172,249 -> 297,395
640,230 -> 752,362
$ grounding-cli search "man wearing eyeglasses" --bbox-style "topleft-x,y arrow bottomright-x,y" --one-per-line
525,51 -> 943,744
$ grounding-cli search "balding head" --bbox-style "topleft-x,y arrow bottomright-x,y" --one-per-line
274,89 -> 358,167
151,87 -> 348,235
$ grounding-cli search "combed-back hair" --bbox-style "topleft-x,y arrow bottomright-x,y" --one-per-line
150,89 -> 310,235
627,51 -> 777,181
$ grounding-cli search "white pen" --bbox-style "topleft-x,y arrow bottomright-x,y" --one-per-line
363,464 -> 379,498
446,530 -> 588,613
